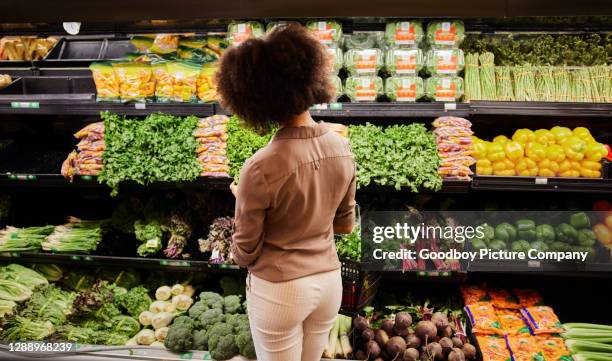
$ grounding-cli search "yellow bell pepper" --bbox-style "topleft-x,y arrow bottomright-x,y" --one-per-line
538,168 -> 555,177
580,168 -> 601,178
515,158 -> 538,177
504,158 -> 515,170
476,159 -> 493,175
550,126 -> 572,143
486,143 -> 506,161
570,160 -> 582,171
572,127 -> 592,141
512,129 -> 535,144
525,142 -> 546,162
504,141 -> 524,161
538,159 -> 560,174
580,160 -> 602,171
492,159 -> 509,171
563,136 -> 587,161
559,170 -> 580,178
493,135 -> 510,144
473,141 -> 488,159
545,144 -> 565,162
584,142 -> 607,161
558,159 -> 572,172
534,129 -> 554,146
494,169 -> 516,176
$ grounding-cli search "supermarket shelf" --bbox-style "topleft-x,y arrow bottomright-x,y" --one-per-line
308,102 -> 471,118
468,260 -> 612,278
0,251 -> 244,274
471,175 -> 612,193
469,101 -> 612,117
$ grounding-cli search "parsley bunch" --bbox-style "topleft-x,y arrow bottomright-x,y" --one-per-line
349,123 -> 442,192
99,112 -> 201,195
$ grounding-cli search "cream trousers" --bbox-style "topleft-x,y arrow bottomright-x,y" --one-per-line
246,268 -> 342,361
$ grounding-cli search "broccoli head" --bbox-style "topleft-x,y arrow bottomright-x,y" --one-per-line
172,315 -> 195,330
164,326 -> 193,352
192,329 -> 209,351
223,295 -> 242,314
226,313 -> 250,334
188,300 -> 209,320
235,331 -> 256,359
199,291 -> 224,310
210,334 -> 239,360
200,308 -> 224,331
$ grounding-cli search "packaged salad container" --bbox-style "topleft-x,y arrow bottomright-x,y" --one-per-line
385,76 -> 424,102
425,48 -> 465,75
344,76 -> 384,102
425,76 -> 464,102
326,47 -> 344,75
266,21 -> 301,34
343,31 -> 384,50
426,20 -> 465,48
344,48 -> 383,76
385,48 -> 424,75
384,21 -> 424,48
306,20 -> 343,46
227,21 -> 265,46
331,75 -> 343,101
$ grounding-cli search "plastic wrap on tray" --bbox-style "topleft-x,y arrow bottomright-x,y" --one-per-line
266,21 -> 301,34
227,22 -> 265,46
385,76 -> 424,102
167,61 -> 200,102
343,31 -> 384,50
426,20 -> 465,48
425,76 -> 464,102
197,62 -> 218,103
520,306 -> 564,335
425,48 -> 465,75
151,61 -> 174,102
331,75 -> 343,102
149,34 -> 179,54
326,47 -> 344,75
196,115 -> 230,178
506,334 -> 541,361
306,20 -> 343,46
344,76 -> 383,102
384,20 -> 424,48
476,335 -> 511,361
385,48 -> 424,75
497,309 -> 530,335
344,48 -> 383,76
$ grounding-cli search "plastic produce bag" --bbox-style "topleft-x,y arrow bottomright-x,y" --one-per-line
344,76 -> 383,102
306,20 -> 343,46
112,62 -> 155,103
177,47 -> 218,63
425,76 -> 464,102
385,76 -> 424,102
384,20 -> 424,48
266,21 -> 301,34
331,75 -> 343,101
344,48 -> 383,76
326,47 -> 344,75
167,61 -> 200,102
426,20 -> 465,48
89,62 -> 120,102
197,62 -> 218,102
227,22 -> 264,46
425,49 -> 465,75
151,61 -> 174,102
385,48 -> 424,75
343,31 -> 384,50
149,34 -> 179,54
130,36 -> 154,52
179,36 -> 207,49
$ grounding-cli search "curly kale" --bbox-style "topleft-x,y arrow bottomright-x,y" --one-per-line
134,219 -> 163,257
114,286 -> 152,317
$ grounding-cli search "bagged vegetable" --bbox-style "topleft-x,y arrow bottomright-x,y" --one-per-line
385,76 -> 424,102
150,34 -> 179,55
152,61 -> 174,102
326,47 -> 343,75
506,335 -> 541,361
227,21 -> 264,46
425,49 -> 465,75
167,61 -> 200,102
344,48 -> 383,76
266,21 -> 301,34
488,288 -> 521,309
113,62 -> 155,103
384,20 -> 424,48
197,62 -> 218,102
425,76 -> 464,102
344,76 -> 383,102
179,36 -> 207,49
497,309 -> 530,335
464,302 -> 504,335
385,48 -> 424,75
331,75 -> 343,102
520,306 -> 564,334
90,62 -> 120,102
476,335 -> 511,361
177,46 -> 218,63
512,289 -> 543,307
306,20 -> 343,46
461,284 -> 488,305
426,20 -> 465,48
343,31 -> 384,50
130,36 -> 154,53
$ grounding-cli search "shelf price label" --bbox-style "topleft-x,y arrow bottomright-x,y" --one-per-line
8,174 -> 36,181
528,260 -> 541,268
10,102 -> 40,109
535,178 -> 548,185
160,260 -> 191,267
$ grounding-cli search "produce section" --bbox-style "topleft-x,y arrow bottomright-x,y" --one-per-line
1,7 -> 612,361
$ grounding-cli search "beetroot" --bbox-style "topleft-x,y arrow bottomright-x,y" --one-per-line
403,348 -> 420,361
425,342 -> 444,361
441,325 -> 453,338
366,340 -> 381,360
386,336 -> 408,360
462,343 -> 476,360
394,325 -> 411,337
448,348 -> 466,361
451,337 -> 463,348
355,349 -> 367,360
405,334 -> 422,349
375,329 -> 390,347
395,312 -> 413,330
439,337 -> 453,355
354,316 -> 369,332
415,320 -> 437,342
432,312 -> 450,334
381,319 -> 395,336
362,328 -> 375,341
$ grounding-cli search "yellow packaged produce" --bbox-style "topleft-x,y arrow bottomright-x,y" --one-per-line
585,142 -> 608,161
197,62 -> 218,103
492,159 -> 509,172
534,129 -> 554,146
150,34 -> 179,54
130,35 -> 154,52
563,136 -> 587,161
550,126 -> 572,143
545,144 -> 565,162
179,36 -> 207,49
89,62 -> 120,102
151,61 -> 174,102
476,159 -> 493,175
112,62 -> 155,103
167,61 -> 200,102
572,126 -> 592,141
473,140 -> 488,159
560,170 -> 580,178
493,135 -> 510,144
512,129 -> 535,144
504,141 -> 524,161
538,159 -> 559,174
558,159 -> 572,172
486,143 -> 505,161
581,160 -> 602,171
515,158 -> 538,176
494,169 -> 515,176
525,142 -> 546,162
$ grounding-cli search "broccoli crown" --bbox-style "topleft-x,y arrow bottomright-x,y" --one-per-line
172,315 -> 195,331
223,295 -> 242,314
192,329 -> 209,351
199,291 -> 224,309
235,331 -> 256,359
210,334 -> 239,360
226,313 -> 250,334
200,308 -> 224,331
164,326 -> 193,352
188,301 -> 209,320
206,322 -> 234,340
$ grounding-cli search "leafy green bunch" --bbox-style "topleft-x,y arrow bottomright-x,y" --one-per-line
226,116 -> 274,180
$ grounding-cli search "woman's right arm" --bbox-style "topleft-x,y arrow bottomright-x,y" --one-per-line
333,163 -> 357,234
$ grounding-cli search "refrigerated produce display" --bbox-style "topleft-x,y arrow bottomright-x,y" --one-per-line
1,3 -> 612,361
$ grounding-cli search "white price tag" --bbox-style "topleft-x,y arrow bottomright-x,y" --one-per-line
135,103 -> 146,110
444,103 -> 457,111
318,21 -> 326,30
528,261 -> 541,268
535,178 -> 548,185
442,22 -> 451,31
400,21 -> 410,31
361,78 -> 371,87
237,23 -> 246,33
442,78 -> 451,88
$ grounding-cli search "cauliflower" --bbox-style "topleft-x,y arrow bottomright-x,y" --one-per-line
188,300 -> 208,319
223,295 -> 242,314
235,331 -> 256,359
199,291 -> 223,310
192,329 -> 209,351
164,326 -> 193,352
200,308 -> 224,331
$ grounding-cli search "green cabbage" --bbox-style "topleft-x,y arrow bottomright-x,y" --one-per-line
385,48 -> 424,75
385,20 -> 424,48
425,76 -> 464,102
344,76 -> 384,102
306,21 -> 343,46
227,22 -> 264,45
426,20 -> 465,48
385,76 -> 424,102
425,49 -> 465,75
344,49 -> 383,76
326,47 -> 344,75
